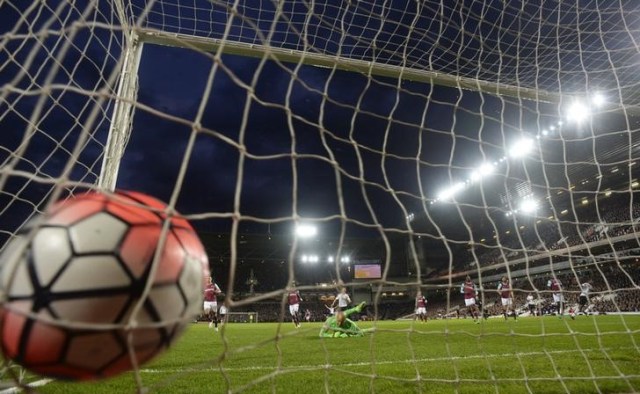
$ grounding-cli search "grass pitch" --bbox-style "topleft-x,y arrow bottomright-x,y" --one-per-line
18,315 -> 640,393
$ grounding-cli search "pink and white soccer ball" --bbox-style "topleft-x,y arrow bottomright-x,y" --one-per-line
0,191 -> 210,380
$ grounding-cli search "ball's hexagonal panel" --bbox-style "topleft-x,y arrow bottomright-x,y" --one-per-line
52,255 -> 130,292
1,309 -> 28,359
118,225 -> 160,278
148,285 -> 185,321
24,320 -> 67,364
155,233 -> 185,283
32,227 -> 72,288
120,299 -> 160,327
0,236 -> 33,297
121,327 -> 163,349
106,194 -> 162,226
47,195 -> 107,226
50,294 -> 130,324
65,332 -> 123,371
68,212 -> 128,254
179,255 -> 204,317
172,227 -> 207,263
172,227 -> 209,281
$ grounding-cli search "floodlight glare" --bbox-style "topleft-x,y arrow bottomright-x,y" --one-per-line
470,162 -> 494,182
566,101 -> 590,123
437,182 -> 466,200
295,224 -> 317,238
591,93 -> 606,107
479,162 -> 495,176
508,138 -> 534,158
519,198 -> 538,214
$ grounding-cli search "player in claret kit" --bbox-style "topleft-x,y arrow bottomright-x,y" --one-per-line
203,276 -> 222,331
415,291 -> 428,322
497,276 -> 517,321
547,277 -> 564,318
460,276 -> 480,324
288,286 -> 303,328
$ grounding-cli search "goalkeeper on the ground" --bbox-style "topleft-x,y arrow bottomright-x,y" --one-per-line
319,301 -> 368,338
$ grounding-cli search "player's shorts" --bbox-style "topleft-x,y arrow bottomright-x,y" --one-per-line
204,301 -> 218,313
501,297 -> 512,307
464,298 -> 476,307
289,303 -> 300,315
579,295 -> 588,306
552,293 -> 564,303
416,307 -> 427,315
528,303 -> 536,312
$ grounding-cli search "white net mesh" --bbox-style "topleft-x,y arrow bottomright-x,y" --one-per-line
1,0 -> 640,393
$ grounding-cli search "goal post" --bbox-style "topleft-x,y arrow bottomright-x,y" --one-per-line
134,29 -> 565,105
223,311 -> 259,323
99,30 -> 144,192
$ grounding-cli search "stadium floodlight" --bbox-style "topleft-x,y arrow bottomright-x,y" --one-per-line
518,198 -> 538,214
327,256 -> 334,263
470,162 -> 495,182
437,182 -> 466,201
566,101 -> 590,123
301,255 -> 309,263
340,256 -> 350,264
591,93 -> 606,107
508,138 -> 535,158
295,224 -> 317,239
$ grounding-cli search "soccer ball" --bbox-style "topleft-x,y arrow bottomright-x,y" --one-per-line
0,191 -> 210,380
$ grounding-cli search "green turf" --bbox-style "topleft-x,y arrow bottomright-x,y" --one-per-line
12,315 -> 640,393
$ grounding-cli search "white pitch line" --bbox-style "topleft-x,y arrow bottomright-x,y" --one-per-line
0,346 -> 621,392
0,379 -> 53,394
140,347 -> 611,374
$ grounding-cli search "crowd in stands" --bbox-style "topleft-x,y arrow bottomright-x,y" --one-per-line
460,197 -> 640,269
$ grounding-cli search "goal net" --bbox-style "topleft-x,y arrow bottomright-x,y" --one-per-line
1,0 -> 640,392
